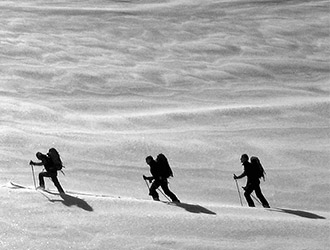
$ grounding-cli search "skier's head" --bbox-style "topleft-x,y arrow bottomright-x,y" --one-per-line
240,154 -> 249,164
36,152 -> 44,160
145,156 -> 154,165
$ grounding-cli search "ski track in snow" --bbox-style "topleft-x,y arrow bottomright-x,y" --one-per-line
0,0 -> 329,249
3,181 -> 328,219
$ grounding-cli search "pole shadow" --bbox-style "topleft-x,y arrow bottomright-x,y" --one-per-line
48,193 -> 93,212
166,202 -> 216,215
271,207 -> 326,219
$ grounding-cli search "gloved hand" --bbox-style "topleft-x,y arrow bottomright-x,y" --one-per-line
29,160 -> 34,165
143,175 -> 153,183
233,174 -> 238,180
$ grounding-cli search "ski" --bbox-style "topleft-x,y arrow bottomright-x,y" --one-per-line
8,182 -> 59,195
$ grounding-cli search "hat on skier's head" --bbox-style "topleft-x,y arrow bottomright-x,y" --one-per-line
240,154 -> 249,163
36,152 -> 43,160
145,155 -> 153,163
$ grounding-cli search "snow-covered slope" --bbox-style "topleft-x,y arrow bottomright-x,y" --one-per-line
1,182 -> 329,250
1,0 -> 329,249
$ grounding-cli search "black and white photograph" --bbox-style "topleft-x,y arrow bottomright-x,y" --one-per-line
0,0 -> 329,249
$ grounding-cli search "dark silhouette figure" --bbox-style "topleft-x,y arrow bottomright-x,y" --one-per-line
30,152 -> 65,193
234,154 -> 270,208
143,155 -> 180,203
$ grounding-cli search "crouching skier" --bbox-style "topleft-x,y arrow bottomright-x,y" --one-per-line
143,154 -> 180,203
30,149 -> 65,194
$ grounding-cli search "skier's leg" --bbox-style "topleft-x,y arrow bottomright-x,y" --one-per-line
255,185 -> 270,208
161,180 -> 179,202
51,175 -> 65,193
38,172 -> 47,188
244,184 -> 255,207
149,180 -> 160,200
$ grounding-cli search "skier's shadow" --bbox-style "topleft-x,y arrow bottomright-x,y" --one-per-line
271,207 -> 325,219
167,202 -> 216,215
48,193 -> 93,212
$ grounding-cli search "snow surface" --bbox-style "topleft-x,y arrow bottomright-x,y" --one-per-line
0,0 -> 329,249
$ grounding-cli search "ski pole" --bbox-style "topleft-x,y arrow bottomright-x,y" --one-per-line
158,179 -> 172,202
250,192 -> 263,205
30,164 -> 37,190
144,178 -> 150,190
240,187 -> 263,206
157,188 -> 171,202
143,176 -> 171,202
234,177 -> 243,206
143,175 -> 151,192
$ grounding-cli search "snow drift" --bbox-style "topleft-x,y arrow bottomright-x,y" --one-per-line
0,0 -> 329,249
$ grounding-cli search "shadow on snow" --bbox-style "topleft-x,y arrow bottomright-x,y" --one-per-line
46,193 -> 94,212
165,202 -> 216,215
271,207 -> 326,219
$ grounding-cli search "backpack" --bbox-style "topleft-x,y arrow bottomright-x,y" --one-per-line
156,153 -> 173,178
250,156 -> 265,181
47,148 -> 63,171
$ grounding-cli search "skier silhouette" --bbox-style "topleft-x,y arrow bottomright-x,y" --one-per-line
143,155 -> 180,203
234,154 -> 270,208
30,152 -> 65,194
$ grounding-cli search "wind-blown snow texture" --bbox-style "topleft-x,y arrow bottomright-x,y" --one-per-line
0,0 -> 329,249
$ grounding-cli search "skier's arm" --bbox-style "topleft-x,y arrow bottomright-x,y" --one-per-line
143,175 -> 154,182
234,171 -> 246,179
30,160 -> 43,166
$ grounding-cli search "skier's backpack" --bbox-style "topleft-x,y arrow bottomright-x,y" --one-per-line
156,153 -> 173,178
47,148 -> 63,171
250,156 -> 265,181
